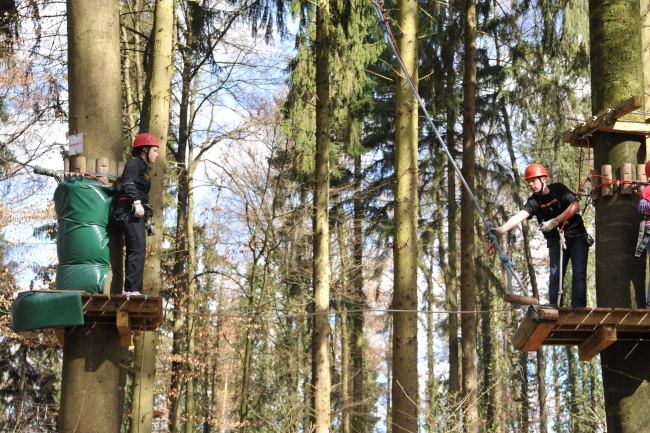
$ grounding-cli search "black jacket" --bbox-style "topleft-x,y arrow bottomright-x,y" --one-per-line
120,157 -> 151,204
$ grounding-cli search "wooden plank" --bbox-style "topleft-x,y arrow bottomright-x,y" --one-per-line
557,308 -> 650,327
54,329 -> 65,345
116,311 -> 132,346
564,96 -> 642,146
504,293 -> 539,305
600,119 -> 650,135
81,297 -> 160,314
522,323 -> 556,352
578,325 -> 617,361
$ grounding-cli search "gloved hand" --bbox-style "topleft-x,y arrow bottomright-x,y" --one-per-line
133,200 -> 145,218
490,226 -> 506,237
539,218 -> 559,232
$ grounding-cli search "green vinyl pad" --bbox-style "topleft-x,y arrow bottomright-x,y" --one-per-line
53,176 -> 117,293
11,291 -> 84,332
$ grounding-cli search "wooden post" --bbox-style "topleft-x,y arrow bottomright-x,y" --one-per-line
86,158 -> 96,174
601,165 -> 613,196
97,157 -> 109,184
116,311 -> 131,346
621,163 -> 632,195
117,161 -> 125,191
73,156 -> 86,173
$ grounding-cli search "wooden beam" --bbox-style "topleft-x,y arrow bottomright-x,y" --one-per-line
54,328 -> 65,345
578,325 -> 617,361
504,293 -> 539,305
522,323 -> 556,352
563,96 -> 643,146
116,311 -> 132,346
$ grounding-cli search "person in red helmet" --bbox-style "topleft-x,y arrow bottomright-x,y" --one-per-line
491,163 -> 591,307
635,160 -> 650,307
113,133 -> 159,296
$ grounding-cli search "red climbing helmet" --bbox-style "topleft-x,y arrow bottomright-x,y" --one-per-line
524,163 -> 548,181
132,133 -> 159,150
645,160 -> 650,178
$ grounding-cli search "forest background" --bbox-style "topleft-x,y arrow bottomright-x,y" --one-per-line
0,0 -> 641,431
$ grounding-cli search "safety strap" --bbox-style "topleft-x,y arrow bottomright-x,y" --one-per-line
635,220 -> 650,257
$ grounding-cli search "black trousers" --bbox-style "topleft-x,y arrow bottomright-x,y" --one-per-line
114,201 -> 146,292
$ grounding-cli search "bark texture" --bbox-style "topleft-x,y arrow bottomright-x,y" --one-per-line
312,0 -> 331,429
129,0 -> 173,430
390,0 -> 419,430
59,1 -> 124,431
590,0 -> 650,430
460,0 -> 478,427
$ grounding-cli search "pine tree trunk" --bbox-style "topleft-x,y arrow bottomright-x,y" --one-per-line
184,160 -> 197,432
460,0 -> 478,426
391,0 -> 419,429
590,0 -> 650,429
312,0 -> 331,428
169,43 -> 193,433
335,212 -> 351,433
129,0 -> 173,430
58,1 -> 124,431
351,155 -> 365,433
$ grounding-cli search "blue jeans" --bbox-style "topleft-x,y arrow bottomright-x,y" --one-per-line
548,235 -> 589,307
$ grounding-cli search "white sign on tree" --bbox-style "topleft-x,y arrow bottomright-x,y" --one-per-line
69,133 -> 84,156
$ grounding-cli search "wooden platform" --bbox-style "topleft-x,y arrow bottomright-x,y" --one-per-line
513,307 -> 650,361
54,293 -> 163,346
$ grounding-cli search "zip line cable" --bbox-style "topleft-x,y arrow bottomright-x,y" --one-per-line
368,0 -> 529,300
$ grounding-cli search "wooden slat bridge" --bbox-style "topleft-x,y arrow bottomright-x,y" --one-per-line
512,306 -> 650,361
54,293 -> 163,347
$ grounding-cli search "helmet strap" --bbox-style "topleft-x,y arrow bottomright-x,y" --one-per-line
140,147 -> 150,163
538,176 -> 546,195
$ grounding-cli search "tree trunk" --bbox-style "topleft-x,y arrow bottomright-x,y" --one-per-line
184,158 -> 198,432
59,1 -> 124,431
351,155 -> 365,433
312,0 -> 331,429
390,0 -> 419,430
129,0 -> 173,430
169,42 -> 193,433
590,0 -> 650,429
460,0 -> 478,427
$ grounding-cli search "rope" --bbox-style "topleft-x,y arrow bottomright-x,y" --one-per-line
369,0 -> 529,299
558,229 -> 566,306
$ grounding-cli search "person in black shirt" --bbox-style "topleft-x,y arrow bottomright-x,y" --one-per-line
490,164 -> 590,307
113,133 -> 159,295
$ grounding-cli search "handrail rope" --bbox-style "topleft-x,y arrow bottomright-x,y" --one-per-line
369,0 -> 529,299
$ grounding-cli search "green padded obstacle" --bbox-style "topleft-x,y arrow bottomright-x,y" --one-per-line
11,291 -> 84,332
54,176 -> 117,293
